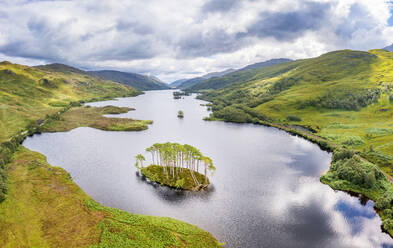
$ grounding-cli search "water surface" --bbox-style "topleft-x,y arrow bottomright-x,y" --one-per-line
24,90 -> 393,247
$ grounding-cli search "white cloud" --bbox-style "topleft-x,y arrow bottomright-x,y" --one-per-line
0,0 -> 392,82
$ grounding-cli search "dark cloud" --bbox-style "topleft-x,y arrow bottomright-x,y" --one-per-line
176,1 -> 331,58
201,0 -> 239,13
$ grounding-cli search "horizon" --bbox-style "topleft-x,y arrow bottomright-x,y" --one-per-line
0,0 -> 392,82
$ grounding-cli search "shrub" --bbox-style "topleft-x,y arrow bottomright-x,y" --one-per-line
286,115 -> 302,122
213,106 -> 251,123
332,149 -> 355,162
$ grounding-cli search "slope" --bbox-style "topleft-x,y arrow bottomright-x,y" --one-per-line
177,68 -> 235,89
0,61 -> 140,143
187,58 -> 293,91
199,49 -> 393,175
89,70 -> 170,91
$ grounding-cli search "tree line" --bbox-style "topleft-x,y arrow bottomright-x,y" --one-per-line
135,142 -> 215,185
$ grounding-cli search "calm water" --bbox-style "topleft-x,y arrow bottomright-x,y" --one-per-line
24,90 -> 393,248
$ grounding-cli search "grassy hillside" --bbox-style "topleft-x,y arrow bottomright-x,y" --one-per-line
186,58 -> 294,91
0,61 -> 141,143
89,70 -> 170,91
199,49 -> 393,174
198,48 -> 393,235
177,68 -> 235,89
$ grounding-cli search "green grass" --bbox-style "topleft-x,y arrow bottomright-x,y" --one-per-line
0,61 -> 141,143
141,165 -> 210,190
0,147 -> 221,247
198,49 -> 393,176
43,105 -> 152,132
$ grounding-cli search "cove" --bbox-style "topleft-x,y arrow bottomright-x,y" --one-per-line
23,90 -> 393,248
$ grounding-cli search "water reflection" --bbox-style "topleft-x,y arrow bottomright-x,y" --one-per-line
23,90 -> 393,248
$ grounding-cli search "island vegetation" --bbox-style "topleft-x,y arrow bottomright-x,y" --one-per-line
135,143 -> 215,191
173,91 -> 190,99
42,105 -> 152,132
177,110 -> 184,118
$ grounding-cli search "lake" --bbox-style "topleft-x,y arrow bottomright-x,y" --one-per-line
23,90 -> 393,248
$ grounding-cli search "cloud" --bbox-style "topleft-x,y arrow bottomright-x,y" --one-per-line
0,0 -> 392,82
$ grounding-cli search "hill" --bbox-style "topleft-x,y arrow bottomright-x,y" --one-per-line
177,68 -> 235,89
384,44 -> 393,52
170,78 -> 188,88
0,61 -> 141,143
237,58 -> 292,72
89,70 -> 170,91
187,58 -> 294,91
198,49 -> 393,177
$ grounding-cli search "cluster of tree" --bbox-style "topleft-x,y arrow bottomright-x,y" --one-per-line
173,91 -> 190,99
135,142 -> 215,185
286,115 -> 302,122
213,104 -> 269,123
303,89 -> 381,111
329,149 -> 384,188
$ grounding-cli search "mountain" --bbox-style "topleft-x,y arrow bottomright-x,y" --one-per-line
187,58 -> 293,91
34,63 -> 88,74
237,58 -> 292,71
89,70 -> 170,91
176,68 -> 236,89
170,79 -> 188,88
384,43 -> 393,52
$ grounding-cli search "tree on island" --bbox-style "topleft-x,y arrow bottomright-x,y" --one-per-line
135,142 -> 215,190
177,110 -> 184,118
135,154 -> 145,170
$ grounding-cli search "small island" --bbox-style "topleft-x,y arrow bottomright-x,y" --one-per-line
173,91 -> 190,99
135,142 -> 215,191
177,110 -> 184,118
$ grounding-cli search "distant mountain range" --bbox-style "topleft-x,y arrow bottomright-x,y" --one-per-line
35,63 -> 169,91
384,43 -> 393,52
174,58 -> 292,91
174,68 -> 236,90
170,79 -> 188,88
89,70 -> 170,91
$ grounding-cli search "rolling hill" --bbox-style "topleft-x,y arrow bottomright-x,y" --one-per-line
169,78 -> 188,88
176,68 -> 235,89
187,58 -> 293,91
0,61 -> 141,143
89,70 -> 170,91
198,49 -> 393,177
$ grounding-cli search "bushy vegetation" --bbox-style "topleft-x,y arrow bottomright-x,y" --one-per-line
136,143 -> 215,190
321,148 -> 393,235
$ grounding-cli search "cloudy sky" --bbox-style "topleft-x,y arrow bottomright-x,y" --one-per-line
0,0 -> 392,82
